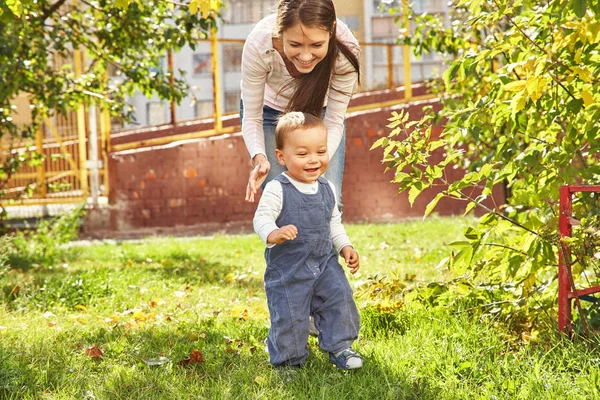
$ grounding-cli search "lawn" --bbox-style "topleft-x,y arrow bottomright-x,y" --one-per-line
1,217 -> 599,399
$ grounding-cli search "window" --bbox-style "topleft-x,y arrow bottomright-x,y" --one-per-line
225,91 -> 241,113
222,44 -> 243,73
195,100 -> 213,119
339,16 -> 360,31
147,102 -> 166,125
192,53 -> 211,77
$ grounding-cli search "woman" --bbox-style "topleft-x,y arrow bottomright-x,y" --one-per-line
240,0 -> 360,204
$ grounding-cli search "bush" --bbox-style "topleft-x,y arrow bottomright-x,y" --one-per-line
9,205 -> 85,268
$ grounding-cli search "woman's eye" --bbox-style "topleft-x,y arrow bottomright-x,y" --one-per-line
312,44 -> 323,48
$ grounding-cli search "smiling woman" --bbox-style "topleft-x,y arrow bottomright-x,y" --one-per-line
239,0 -> 361,205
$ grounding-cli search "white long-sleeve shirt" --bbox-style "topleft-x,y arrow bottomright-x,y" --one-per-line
241,14 -> 360,161
253,173 -> 352,253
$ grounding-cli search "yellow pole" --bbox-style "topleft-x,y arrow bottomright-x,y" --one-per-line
100,98 -> 111,199
36,124 -> 47,197
387,44 -> 394,89
210,27 -> 223,132
402,0 -> 412,100
168,49 -> 177,124
74,48 -> 89,196
72,0 -> 88,197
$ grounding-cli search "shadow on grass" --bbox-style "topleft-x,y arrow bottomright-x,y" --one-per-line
1,250 -> 265,311
0,312 -> 439,399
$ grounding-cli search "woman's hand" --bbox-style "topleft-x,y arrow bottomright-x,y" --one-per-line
245,154 -> 270,202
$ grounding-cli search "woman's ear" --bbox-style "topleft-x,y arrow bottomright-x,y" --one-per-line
275,149 -> 286,166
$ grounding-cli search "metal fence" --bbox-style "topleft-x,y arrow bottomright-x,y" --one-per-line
4,5 -> 441,205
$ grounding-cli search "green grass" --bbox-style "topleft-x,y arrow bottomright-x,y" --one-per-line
1,217 -> 599,399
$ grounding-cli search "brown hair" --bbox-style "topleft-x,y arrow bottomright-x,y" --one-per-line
276,0 -> 361,117
275,112 -> 326,150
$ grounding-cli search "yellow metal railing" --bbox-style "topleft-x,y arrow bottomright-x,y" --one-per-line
5,4 -> 437,204
111,29 -> 436,152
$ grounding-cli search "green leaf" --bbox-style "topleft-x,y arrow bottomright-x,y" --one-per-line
115,0 -> 131,9
408,185 -> 423,206
464,201 -> 476,216
370,137 -> 387,150
6,0 -> 22,17
573,0 -> 587,18
424,192 -> 445,218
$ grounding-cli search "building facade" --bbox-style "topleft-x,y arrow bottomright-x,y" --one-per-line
124,0 -> 448,129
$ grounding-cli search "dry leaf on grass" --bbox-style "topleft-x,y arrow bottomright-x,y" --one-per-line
178,349 -> 205,366
84,345 -> 103,359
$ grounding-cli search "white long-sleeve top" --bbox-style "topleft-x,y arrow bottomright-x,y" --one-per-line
253,173 -> 352,253
241,14 -> 360,161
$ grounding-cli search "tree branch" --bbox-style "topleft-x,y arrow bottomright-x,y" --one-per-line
40,0 -> 69,22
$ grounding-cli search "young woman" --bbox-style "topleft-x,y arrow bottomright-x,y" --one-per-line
240,0 -> 360,205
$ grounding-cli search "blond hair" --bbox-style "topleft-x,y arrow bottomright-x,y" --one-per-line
275,112 -> 326,150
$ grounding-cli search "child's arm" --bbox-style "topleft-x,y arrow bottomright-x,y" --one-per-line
328,181 -> 360,274
253,180 -> 297,246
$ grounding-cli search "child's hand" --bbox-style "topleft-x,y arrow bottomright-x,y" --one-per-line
267,225 -> 298,244
341,246 -> 360,274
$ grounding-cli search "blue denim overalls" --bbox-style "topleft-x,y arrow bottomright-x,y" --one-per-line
264,175 -> 360,367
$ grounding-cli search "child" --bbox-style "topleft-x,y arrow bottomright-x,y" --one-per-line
253,112 -> 363,370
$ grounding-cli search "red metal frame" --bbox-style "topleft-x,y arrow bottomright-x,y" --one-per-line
558,185 -> 600,332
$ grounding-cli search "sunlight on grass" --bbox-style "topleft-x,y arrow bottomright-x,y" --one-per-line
1,217 -> 599,399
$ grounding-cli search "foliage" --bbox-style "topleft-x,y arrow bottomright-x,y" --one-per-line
0,0 -> 221,204
9,205 -> 86,267
0,235 -> 13,281
372,0 -> 600,330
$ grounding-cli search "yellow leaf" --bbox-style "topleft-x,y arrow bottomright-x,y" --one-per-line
104,315 -> 121,324
581,89 -> 595,107
199,0 -> 210,18
574,48 -> 582,64
75,304 -> 89,313
190,0 -> 198,15
510,91 -> 527,114
504,80 -> 527,92
132,311 -> 146,321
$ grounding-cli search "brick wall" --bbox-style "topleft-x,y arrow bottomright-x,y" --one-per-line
84,94 -> 504,238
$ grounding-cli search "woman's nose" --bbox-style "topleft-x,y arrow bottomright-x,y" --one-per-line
299,51 -> 312,61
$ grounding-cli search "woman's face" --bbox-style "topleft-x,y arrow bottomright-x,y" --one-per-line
281,23 -> 330,74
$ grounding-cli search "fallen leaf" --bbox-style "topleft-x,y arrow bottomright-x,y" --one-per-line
178,349 -> 205,366
239,309 -> 249,321
254,375 -> 267,385
85,345 -> 103,359
75,305 -> 89,313
47,322 -> 57,327
225,346 -> 238,354
104,315 -> 121,324
143,356 -> 171,366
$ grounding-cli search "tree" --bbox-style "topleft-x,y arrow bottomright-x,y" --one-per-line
373,0 -> 600,331
0,0 -> 221,217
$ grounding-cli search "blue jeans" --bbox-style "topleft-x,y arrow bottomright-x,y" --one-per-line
240,100 -> 346,206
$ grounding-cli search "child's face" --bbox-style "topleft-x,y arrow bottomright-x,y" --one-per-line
275,126 -> 329,184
